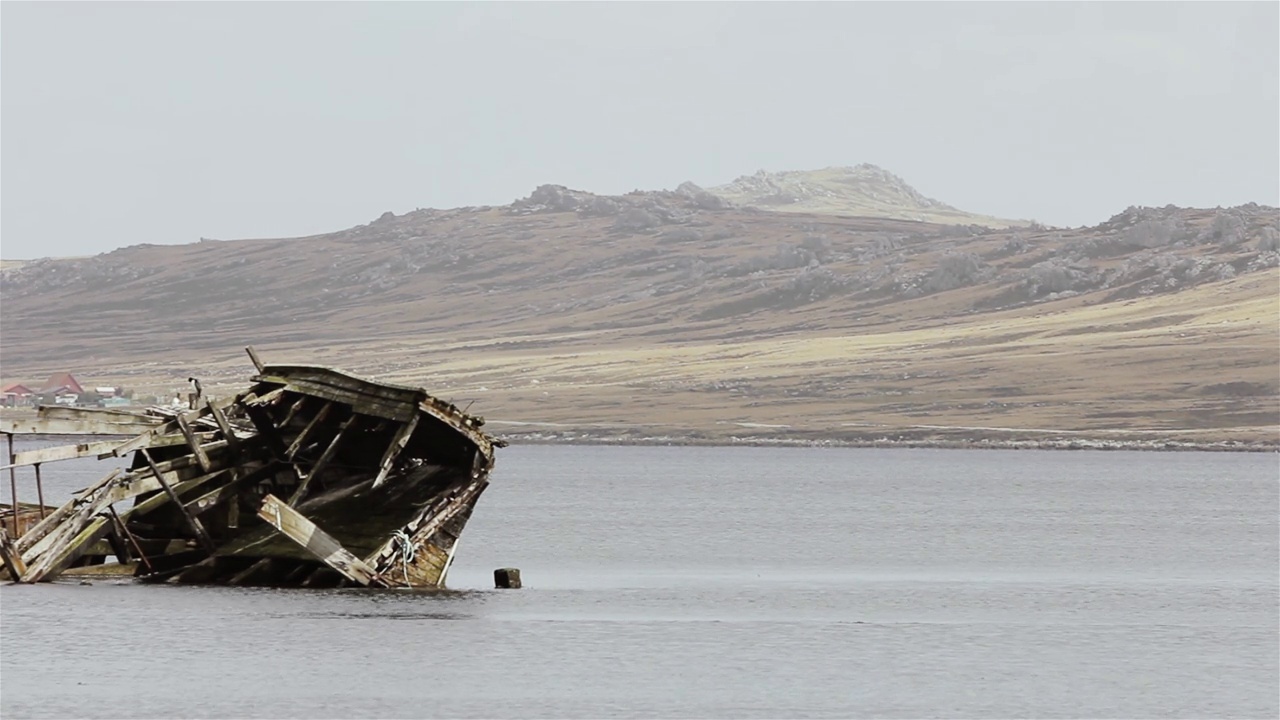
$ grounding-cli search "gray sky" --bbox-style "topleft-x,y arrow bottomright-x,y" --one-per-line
2,1 -> 1277,259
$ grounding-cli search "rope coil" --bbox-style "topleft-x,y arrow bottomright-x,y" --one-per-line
392,530 -> 417,587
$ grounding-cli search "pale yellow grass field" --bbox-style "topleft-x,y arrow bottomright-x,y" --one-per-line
332,273 -> 1279,442
10,257 -> 1274,445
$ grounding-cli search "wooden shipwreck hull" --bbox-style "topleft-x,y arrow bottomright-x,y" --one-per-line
0,352 -> 506,589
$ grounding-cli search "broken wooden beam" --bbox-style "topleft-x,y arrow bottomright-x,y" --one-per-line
21,515 -> 113,582
0,526 -> 28,580
373,415 -> 418,489
0,416 -> 162,437
256,494 -> 385,587
140,449 -> 216,555
288,415 -> 357,506
285,401 -> 332,460
175,414 -> 213,473
206,396 -> 241,453
15,470 -> 121,556
246,345 -> 265,373
0,441 -> 124,471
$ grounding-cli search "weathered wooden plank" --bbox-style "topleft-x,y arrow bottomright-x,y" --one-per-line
246,346 -> 266,373
109,506 -> 152,573
244,387 -> 285,408
0,525 -> 28,580
123,469 -> 233,523
0,417 -> 163,436
278,396 -> 308,430
206,396 -> 241,453
285,401 -> 333,460
19,473 -> 158,566
279,380 -> 416,422
15,469 -> 121,555
419,400 -> 497,459
257,365 -> 428,400
372,415 -> 418,489
113,404 -> 222,458
288,415 -> 357,506
114,440 -> 231,487
175,414 -> 212,473
241,402 -> 288,460
366,477 -> 488,588
111,420 -> 179,457
141,449 -> 215,554
181,464 -> 273,519
36,405 -> 154,420
0,441 -> 123,470
256,494 -> 384,587
252,367 -> 425,418
97,431 -> 220,460
22,516 -> 112,582
226,557 -> 279,586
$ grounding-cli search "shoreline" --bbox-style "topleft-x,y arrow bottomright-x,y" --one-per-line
495,432 -> 1279,453
3,408 -> 1274,453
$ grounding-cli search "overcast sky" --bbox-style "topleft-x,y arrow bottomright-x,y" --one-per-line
2,2 -> 1277,259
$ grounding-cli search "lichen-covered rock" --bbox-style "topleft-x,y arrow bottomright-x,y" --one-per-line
924,252 -> 992,293
611,208 -> 660,233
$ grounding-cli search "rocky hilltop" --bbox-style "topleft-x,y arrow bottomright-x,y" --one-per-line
709,165 -> 1026,227
1,174 -> 1276,448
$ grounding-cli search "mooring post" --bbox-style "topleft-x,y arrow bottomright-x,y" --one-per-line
5,432 -> 16,537
494,567 -> 522,589
34,463 -> 46,520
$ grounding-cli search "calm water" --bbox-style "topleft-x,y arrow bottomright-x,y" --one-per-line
1,444 -> 1276,719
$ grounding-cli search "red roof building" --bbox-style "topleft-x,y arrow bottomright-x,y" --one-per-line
1,383 -> 36,407
40,372 -> 85,396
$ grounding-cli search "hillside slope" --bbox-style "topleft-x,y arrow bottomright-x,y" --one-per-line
2,184 -> 1277,446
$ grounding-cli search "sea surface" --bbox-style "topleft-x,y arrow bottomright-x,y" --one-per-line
1,443 -> 1276,719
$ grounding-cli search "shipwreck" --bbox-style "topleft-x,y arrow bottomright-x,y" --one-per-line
0,348 -> 506,588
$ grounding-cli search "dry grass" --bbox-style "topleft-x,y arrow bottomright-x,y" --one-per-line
2,203 -> 1276,445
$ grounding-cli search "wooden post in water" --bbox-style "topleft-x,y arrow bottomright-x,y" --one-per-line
5,433 -> 16,536
494,567 -> 521,589
34,464 -> 46,520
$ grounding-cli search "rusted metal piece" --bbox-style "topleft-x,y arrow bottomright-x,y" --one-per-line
6,349 -> 506,589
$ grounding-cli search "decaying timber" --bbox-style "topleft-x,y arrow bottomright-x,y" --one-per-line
0,348 -> 506,589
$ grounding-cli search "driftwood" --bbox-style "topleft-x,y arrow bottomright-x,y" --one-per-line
1,346 -> 506,588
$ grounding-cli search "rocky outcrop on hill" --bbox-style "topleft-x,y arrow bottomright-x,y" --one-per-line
2,172 -> 1276,448
707,165 -> 1026,227
506,182 -> 731,230
3,196 -> 1275,328
2,154 -> 1276,394
716,165 -> 953,210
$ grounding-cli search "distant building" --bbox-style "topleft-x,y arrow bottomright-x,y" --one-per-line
40,372 -> 85,398
1,383 -> 35,407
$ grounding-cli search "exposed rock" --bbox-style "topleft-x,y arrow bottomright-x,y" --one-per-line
612,208 -> 661,233
924,252 -> 992,293
676,181 -> 732,210
706,165 -> 1024,227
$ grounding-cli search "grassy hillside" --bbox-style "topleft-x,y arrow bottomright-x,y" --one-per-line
2,182 -> 1276,447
